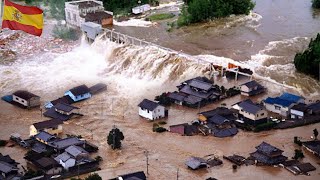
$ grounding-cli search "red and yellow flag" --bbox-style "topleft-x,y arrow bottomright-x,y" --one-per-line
2,0 -> 43,36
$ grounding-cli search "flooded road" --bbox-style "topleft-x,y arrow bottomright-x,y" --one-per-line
0,0 -> 320,180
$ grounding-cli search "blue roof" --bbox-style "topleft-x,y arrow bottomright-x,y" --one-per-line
264,97 -> 293,107
264,92 -> 303,107
279,93 -> 302,103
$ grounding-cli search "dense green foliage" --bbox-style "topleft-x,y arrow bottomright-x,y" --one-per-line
293,149 -> 304,160
147,13 -> 175,21
25,0 -> 68,19
178,0 -> 255,26
0,140 -> 7,147
102,0 -> 159,14
85,173 -> 102,180
312,0 -> 320,8
155,92 -> 172,106
253,121 -> 276,132
107,127 -> 124,149
52,25 -> 80,40
294,33 -> 320,80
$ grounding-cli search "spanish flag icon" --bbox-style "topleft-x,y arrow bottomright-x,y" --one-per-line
2,0 -> 43,36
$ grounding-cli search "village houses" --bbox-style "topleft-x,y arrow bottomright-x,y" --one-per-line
240,80 -> 265,96
65,84 -> 92,102
264,92 -> 304,117
232,99 -> 268,125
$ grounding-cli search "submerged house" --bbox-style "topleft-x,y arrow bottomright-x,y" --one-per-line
234,99 -> 268,126
240,80 -> 265,96
0,154 -> 21,180
12,90 -> 40,108
138,99 -> 166,120
32,157 -> 63,175
34,131 -> 57,145
289,103 -> 308,119
169,123 -> 199,136
167,77 -> 219,108
185,156 -> 208,170
302,140 -> 320,158
250,142 -> 287,165
54,152 -> 76,170
43,103 -> 80,121
307,102 -> 320,115
44,96 -> 73,109
65,85 -> 91,102
111,171 -> 147,180
30,119 -> 64,137
264,92 -> 304,117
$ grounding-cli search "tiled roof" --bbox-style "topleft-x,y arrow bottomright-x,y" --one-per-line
33,119 -> 63,130
279,93 -> 303,103
255,142 -> 283,155
55,103 -> 79,112
69,85 -> 90,96
138,99 -> 159,111
188,79 -> 213,91
65,145 -> 88,158
241,80 -> 262,89
13,90 -> 39,100
238,100 -> 262,114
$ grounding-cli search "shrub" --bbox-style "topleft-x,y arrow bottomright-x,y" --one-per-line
0,140 -> 7,147
148,13 -> 175,21
253,121 -> 276,132
52,25 -> 80,41
312,0 -> 320,8
155,92 -> 172,106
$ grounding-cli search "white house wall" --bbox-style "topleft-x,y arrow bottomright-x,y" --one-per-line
139,107 -> 153,120
152,106 -> 165,119
12,95 -> 28,106
290,109 -> 304,118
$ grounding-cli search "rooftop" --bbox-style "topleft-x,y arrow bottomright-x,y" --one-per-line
34,157 -> 60,170
241,80 -> 263,89
264,97 -> 294,107
307,102 -> 320,111
279,92 -> 303,103
13,90 -> 39,100
55,103 -> 79,112
185,156 -> 208,170
65,145 -> 88,158
199,107 -> 235,119
208,114 -> 229,125
34,131 -> 56,142
54,152 -> 73,163
168,92 -> 186,102
117,171 -> 146,180
85,11 -> 113,22
188,79 -> 213,91
183,95 -> 203,105
33,119 -> 63,130
255,142 -> 283,155
0,161 -> 18,174
50,96 -> 73,106
138,99 -> 160,111
50,137 -> 84,150
238,100 -> 263,114
68,85 -> 90,96
70,0 -> 102,9
291,103 -> 308,112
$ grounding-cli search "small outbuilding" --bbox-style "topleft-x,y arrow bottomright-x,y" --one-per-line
138,99 -> 166,120
12,90 -> 40,108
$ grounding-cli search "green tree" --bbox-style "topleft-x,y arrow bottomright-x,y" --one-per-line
85,173 -> 102,180
314,128 -> 319,140
293,149 -> 304,160
107,127 -> 124,149
294,33 -> 320,80
312,0 -> 320,8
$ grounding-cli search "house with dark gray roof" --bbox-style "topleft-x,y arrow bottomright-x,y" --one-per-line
34,131 -> 57,145
234,99 -> 268,125
185,156 -> 208,170
12,90 -> 40,108
44,96 -> 73,109
110,171 -> 146,180
49,137 -> 85,151
250,142 -> 287,165
240,80 -> 265,96
307,102 -> 320,115
65,145 -> 88,159
43,103 -> 81,121
0,154 -> 21,179
54,152 -> 76,170
138,99 -> 166,120
289,103 -> 308,119
302,140 -> 320,158
64,85 -> 91,102
264,92 -> 304,117
30,119 -> 64,137
171,77 -> 219,108
32,157 -> 63,175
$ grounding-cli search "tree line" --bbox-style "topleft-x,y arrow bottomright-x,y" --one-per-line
294,33 -> 320,80
178,0 -> 255,26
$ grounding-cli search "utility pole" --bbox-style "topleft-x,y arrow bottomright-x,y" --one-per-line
176,168 -> 179,180
112,125 -> 116,149
144,150 -> 149,176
